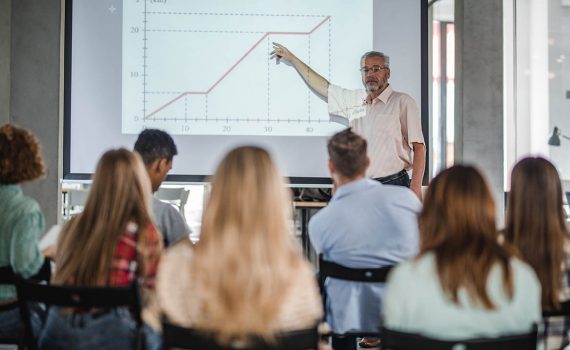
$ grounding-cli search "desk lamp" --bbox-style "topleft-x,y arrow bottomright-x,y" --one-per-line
548,126 -> 570,146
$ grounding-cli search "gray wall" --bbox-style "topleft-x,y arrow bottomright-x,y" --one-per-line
455,0 -> 505,218
0,0 -> 10,124
10,0 -> 62,230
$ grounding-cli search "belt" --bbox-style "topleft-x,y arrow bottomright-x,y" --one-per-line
374,169 -> 408,184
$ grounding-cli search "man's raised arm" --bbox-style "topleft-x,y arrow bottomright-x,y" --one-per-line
270,42 -> 330,100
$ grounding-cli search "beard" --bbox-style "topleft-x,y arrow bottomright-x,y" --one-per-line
364,78 -> 387,93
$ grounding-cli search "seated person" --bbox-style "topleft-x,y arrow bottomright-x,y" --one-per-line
0,124 -> 53,337
39,149 -> 162,350
504,157 -> 570,349
308,128 -> 421,350
134,129 -> 191,246
147,146 -> 323,346
383,165 -> 541,340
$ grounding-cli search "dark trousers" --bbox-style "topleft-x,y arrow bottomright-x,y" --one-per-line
332,335 -> 357,350
373,169 -> 411,187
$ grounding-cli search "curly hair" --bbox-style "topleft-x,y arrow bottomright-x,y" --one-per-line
0,124 -> 46,184
133,129 -> 178,166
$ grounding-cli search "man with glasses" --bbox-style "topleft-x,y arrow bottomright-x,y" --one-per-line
270,43 -> 425,199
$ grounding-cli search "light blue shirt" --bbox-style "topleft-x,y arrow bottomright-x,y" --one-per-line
383,252 -> 541,340
309,178 -> 421,333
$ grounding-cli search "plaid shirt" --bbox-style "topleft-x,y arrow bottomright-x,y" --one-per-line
108,222 -> 161,289
543,243 -> 570,350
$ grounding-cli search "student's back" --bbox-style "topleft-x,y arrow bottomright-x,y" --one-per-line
308,129 -> 421,340
383,165 -> 541,340
39,149 -> 162,350
147,147 -> 322,345
0,124 -> 48,338
504,157 -> 570,349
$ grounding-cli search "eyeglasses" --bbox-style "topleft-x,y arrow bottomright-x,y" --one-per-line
360,66 -> 388,74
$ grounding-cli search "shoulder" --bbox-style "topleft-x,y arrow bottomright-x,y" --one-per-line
158,241 -> 193,286
378,184 -> 422,210
7,194 -> 44,231
6,190 -> 42,217
509,257 -> 540,286
389,89 -> 415,102
163,239 -> 193,263
390,253 -> 434,282
152,197 -> 171,212
389,90 -> 418,107
156,240 -> 194,321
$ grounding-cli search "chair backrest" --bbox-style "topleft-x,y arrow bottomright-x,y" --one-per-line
155,187 -> 190,219
0,259 -> 51,285
16,278 -> 143,350
317,255 -> 392,338
318,255 -> 394,283
0,265 -> 15,284
0,261 -> 51,346
543,300 -> 570,317
162,322 -> 320,350
381,326 -> 538,350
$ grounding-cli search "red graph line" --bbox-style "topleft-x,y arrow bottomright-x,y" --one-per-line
144,16 -> 331,120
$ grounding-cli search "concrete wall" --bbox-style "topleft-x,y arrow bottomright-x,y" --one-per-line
0,0 -> 10,124
10,0 -> 62,230
455,0 -> 505,217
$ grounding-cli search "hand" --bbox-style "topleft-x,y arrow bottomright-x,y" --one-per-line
41,244 -> 57,259
270,42 -> 294,64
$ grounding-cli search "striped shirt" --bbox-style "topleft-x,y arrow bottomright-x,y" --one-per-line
328,85 -> 424,178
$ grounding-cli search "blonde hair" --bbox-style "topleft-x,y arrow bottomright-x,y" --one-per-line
54,149 -> 155,286
191,146 -> 301,343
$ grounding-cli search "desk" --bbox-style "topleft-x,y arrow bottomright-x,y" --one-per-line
294,201 -> 327,258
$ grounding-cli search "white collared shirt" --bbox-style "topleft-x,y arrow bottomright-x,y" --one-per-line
328,84 -> 424,178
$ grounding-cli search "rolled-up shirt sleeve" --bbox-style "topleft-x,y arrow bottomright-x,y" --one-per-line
400,94 -> 424,148
328,84 -> 367,122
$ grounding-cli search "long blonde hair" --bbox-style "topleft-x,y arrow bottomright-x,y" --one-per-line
420,165 -> 514,309
505,157 -> 569,310
54,149 -> 155,286
191,146 -> 301,342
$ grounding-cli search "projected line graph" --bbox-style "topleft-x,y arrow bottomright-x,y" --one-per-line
121,0 -> 372,136
143,16 -> 331,121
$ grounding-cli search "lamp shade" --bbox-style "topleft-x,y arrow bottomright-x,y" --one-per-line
549,127 -> 561,146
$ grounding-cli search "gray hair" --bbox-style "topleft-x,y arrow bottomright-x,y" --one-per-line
360,51 -> 390,67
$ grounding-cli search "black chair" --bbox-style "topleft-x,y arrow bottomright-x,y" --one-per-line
542,300 -> 570,317
317,254 -> 394,341
0,265 -> 18,345
381,325 -> 538,350
16,278 -> 145,350
162,321 -> 320,350
0,260 -> 51,346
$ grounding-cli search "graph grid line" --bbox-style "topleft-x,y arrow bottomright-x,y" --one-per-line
143,15 -> 331,121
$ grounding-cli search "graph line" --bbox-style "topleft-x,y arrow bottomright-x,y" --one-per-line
144,16 -> 331,120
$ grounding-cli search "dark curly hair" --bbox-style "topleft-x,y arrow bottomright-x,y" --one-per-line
133,129 -> 178,166
0,124 -> 46,184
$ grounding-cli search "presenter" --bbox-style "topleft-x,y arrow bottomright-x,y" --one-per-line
270,43 -> 425,199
